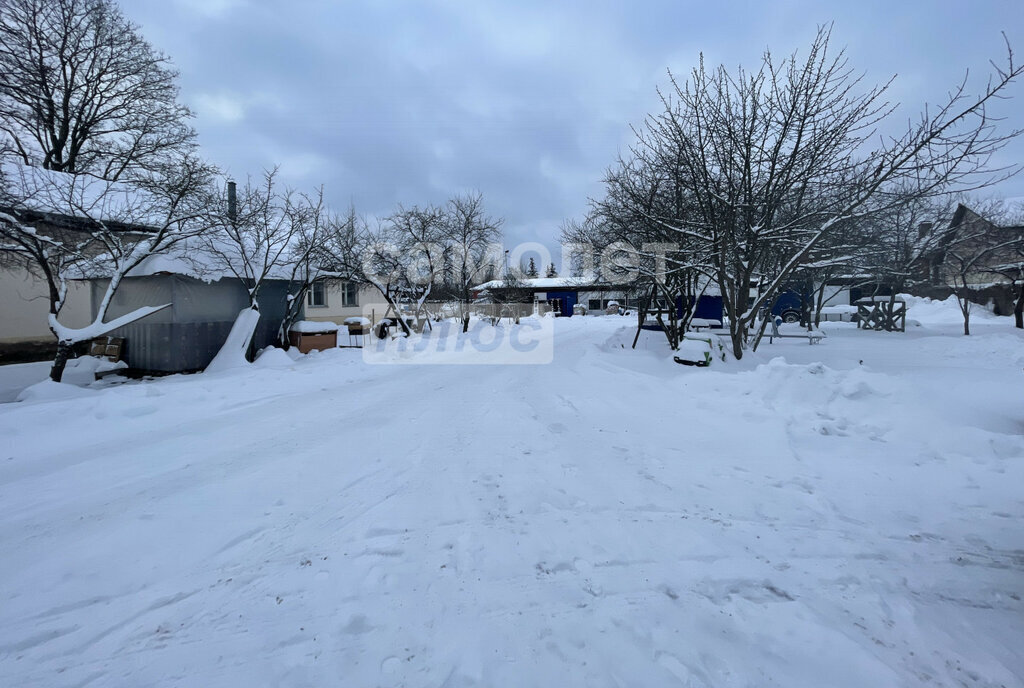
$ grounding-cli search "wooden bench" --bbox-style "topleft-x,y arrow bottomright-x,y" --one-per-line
767,318 -> 825,344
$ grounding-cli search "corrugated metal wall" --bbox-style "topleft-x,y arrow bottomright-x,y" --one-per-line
90,275 -> 294,372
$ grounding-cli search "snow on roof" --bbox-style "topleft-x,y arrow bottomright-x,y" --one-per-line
474,276 -> 620,291
123,237 -> 300,283
290,320 -> 339,333
2,161 -> 304,284
125,241 -> 232,281
474,275 -> 725,297
1,160 -> 154,227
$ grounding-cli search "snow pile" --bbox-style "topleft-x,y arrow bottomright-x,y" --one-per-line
820,304 -> 858,314
747,357 -> 893,440
253,347 -> 297,368
205,307 -> 261,373
599,324 -> 670,354
675,337 -> 713,365
900,293 -> 1001,326
343,316 -> 371,326
15,379 -> 96,403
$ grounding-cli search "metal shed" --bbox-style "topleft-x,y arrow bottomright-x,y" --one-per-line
88,274 -> 293,373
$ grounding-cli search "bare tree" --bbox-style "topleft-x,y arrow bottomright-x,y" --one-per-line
933,202 -> 1023,335
277,187 -> 330,346
986,206 -> 1024,328
442,192 -> 503,332
0,0 -> 195,179
347,207 -> 440,337
312,205 -> 426,334
612,26 -> 1022,358
566,150 -> 716,351
201,169 -> 324,369
389,203 -> 447,327
317,196 -> 502,336
0,0 -> 209,380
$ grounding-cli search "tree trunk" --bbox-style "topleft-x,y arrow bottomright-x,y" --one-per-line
729,327 -> 745,360
50,341 -> 73,382
632,284 -> 655,349
963,308 -> 971,336
1014,283 -> 1023,329
813,281 -> 827,328
749,314 -> 772,353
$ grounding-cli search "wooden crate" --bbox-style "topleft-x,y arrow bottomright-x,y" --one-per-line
289,330 -> 337,353
89,336 -> 124,361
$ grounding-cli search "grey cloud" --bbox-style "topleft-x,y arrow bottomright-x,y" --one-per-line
124,0 -> 1024,255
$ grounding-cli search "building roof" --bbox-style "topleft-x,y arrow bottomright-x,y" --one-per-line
474,276 -> 630,291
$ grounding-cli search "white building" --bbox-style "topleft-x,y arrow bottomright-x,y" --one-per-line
300,279 -> 384,324
0,262 -> 91,352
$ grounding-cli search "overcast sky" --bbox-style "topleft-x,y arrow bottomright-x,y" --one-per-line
122,0 -> 1024,259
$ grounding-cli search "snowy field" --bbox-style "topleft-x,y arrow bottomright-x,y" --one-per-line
1,298 -> 1023,687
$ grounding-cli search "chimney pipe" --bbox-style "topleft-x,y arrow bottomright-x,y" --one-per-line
227,180 -> 237,222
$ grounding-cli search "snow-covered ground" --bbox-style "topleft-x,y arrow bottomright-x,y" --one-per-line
1,298 -> 1023,687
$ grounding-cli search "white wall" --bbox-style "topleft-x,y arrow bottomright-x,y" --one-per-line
0,266 -> 91,343
578,291 -> 629,313
819,284 -> 852,306
301,282 -> 385,324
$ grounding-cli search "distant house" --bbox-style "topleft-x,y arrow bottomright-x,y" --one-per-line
473,276 -> 725,321
473,277 -> 633,316
914,203 -> 1024,314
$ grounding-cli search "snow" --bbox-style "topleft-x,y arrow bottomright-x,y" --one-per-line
900,293 -> 1003,326
204,306 -> 261,373
820,304 -> 858,314
124,236 -> 299,282
474,276 -> 597,290
289,320 -> 340,333
0,296 -> 1023,686
1,160 -> 138,220
474,276 -> 724,297
674,336 -> 713,364
15,379 -> 96,404
125,243 -> 231,282
253,347 -> 299,368
49,303 -> 171,344
343,316 -> 371,326
0,362 -> 50,403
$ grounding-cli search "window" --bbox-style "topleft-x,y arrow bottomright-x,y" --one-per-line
589,299 -> 603,311
307,280 -> 326,307
340,282 -> 358,307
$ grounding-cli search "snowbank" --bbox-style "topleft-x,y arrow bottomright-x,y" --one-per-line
253,347 -> 297,368
820,304 -> 858,314
16,379 -> 96,403
205,307 -> 261,373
